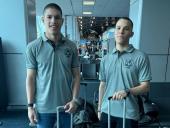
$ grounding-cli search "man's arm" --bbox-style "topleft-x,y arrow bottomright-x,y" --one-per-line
26,69 -> 36,104
71,67 -> 80,100
112,81 -> 150,100
128,81 -> 150,95
64,67 -> 80,113
98,81 -> 106,119
26,68 -> 37,124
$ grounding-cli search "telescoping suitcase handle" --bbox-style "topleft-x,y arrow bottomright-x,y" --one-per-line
108,96 -> 126,128
56,106 -> 73,128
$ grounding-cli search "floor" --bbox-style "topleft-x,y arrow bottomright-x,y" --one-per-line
0,109 -> 30,128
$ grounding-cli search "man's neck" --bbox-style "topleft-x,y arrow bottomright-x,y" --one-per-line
116,43 -> 129,52
45,33 -> 61,43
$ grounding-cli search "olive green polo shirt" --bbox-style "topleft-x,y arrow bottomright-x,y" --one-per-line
99,44 -> 152,120
25,34 -> 79,113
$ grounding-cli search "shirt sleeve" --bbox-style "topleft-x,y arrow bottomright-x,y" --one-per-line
138,54 -> 152,82
99,57 -> 106,82
71,44 -> 80,68
25,44 -> 37,69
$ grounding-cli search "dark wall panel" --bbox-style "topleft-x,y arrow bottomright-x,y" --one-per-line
0,37 -> 7,110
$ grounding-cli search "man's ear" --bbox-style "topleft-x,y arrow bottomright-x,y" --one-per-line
61,18 -> 64,25
41,16 -> 44,23
131,32 -> 134,37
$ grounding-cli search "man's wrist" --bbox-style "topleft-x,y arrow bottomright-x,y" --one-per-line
125,89 -> 130,97
72,98 -> 80,105
27,103 -> 34,108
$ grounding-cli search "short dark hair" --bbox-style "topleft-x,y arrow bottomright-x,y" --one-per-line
43,3 -> 62,16
116,17 -> 133,29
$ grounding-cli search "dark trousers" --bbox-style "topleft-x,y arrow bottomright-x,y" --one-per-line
100,112 -> 138,128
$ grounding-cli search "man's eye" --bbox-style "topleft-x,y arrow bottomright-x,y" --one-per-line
55,16 -> 62,20
124,27 -> 130,30
47,16 -> 52,19
116,27 -> 120,30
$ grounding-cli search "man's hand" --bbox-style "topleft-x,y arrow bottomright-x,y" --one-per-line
64,100 -> 78,113
28,107 -> 38,126
112,90 -> 129,100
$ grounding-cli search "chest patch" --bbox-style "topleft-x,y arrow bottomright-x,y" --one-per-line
124,59 -> 133,68
64,48 -> 72,58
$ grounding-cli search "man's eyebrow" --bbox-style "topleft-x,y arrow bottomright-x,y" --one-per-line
116,25 -> 129,27
46,14 -> 61,17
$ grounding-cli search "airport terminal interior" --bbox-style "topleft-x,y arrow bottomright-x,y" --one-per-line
0,0 -> 170,127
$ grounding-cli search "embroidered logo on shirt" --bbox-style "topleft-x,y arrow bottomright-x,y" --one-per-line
64,48 -> 71,58
124,59 -> 132,68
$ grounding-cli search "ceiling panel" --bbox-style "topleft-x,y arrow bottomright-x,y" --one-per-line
36,0 -> 130,17
36,0 -> 74,16
72,0 -> 83,16
93,0 -> 109,17
106,0 -> 130,17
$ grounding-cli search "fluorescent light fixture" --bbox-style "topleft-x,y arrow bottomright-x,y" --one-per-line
83,1 -> 95,5
83,11 -> 92,15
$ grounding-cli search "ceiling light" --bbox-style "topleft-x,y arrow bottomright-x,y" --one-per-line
83,11 -> 92,15
83,1 -> 95,5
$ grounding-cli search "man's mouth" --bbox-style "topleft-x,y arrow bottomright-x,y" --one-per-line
50,25 -> 57,29
117,36 -> 124,38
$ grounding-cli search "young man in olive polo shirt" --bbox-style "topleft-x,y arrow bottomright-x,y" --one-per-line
25,3 -> 80,128
98,17 -> 152,128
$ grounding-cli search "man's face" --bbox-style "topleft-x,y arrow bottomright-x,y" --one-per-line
114,19 -> 133,45
42,8 -> 63,35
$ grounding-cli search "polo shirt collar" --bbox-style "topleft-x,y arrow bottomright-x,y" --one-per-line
112,44 -> 135,54
42,33 -> 66,44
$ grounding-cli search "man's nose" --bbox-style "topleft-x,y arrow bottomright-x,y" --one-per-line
119,29 -> 124,34
51,17 -> 56,22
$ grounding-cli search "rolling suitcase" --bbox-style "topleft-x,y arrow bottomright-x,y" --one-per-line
108,96 -> 126,128
56,106 -> 73,128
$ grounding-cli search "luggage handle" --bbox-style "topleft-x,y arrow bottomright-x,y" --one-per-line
56,106 -> 73,128
108,96 -> 126,128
